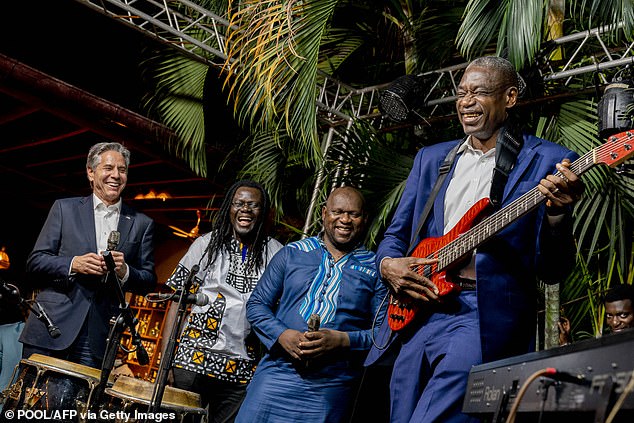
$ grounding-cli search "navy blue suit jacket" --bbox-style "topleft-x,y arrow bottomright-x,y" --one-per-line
20,195 -> 156,357
367,134 -> 578,365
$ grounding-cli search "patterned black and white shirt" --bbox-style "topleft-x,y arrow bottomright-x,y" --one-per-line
166,232 -> 282,384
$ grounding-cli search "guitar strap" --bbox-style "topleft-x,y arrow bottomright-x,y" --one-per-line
405,124 -> 523,255
490,124 -> 523,209
406,139 -> 462,255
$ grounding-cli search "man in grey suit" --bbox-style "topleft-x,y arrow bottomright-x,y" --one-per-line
19,141 -> 157,368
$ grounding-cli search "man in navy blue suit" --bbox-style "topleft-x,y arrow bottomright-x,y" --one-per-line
366,56 -> 584,422
19,141 -> 156,368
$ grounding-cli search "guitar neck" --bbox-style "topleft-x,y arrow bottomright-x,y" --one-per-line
436,149 -> 596,270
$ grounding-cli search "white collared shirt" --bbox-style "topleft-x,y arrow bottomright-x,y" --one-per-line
443,137 -> 495,279
444,137 -> 496,233
93,194 -> 122,253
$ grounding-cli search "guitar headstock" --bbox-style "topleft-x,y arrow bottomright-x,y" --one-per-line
597,129 -> 634,168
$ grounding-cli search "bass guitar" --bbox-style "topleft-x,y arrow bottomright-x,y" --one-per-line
388,129 -> 634,331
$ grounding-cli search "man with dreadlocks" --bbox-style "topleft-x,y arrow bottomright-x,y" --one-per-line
163,180 -> 283,423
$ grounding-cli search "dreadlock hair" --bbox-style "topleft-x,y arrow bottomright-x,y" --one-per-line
204,180 -> 271,273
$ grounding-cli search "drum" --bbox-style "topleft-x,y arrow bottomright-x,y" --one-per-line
100,376 -> 206,422
1,354 -> 111,421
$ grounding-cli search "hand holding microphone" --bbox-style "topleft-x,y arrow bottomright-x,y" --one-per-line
107,230 -> 120,252
102,231 -> 127,281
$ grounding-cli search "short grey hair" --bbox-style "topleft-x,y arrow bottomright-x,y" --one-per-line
86,142 -> 131,171
466,56 -> 519,89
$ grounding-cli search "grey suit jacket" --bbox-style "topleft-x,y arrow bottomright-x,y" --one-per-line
20,195 -> 156,357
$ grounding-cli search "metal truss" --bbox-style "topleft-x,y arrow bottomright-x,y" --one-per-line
75,0 -> 231,67
75,0 -> 633,125
317,23 -> 634,127
73,0 -> 633,233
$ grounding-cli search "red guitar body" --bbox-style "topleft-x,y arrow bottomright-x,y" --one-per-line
387,198 -> 491,331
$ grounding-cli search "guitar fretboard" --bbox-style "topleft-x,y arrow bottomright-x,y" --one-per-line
435,147 -> 605,270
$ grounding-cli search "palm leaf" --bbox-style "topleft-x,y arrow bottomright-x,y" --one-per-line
578,0 -> 634,42
456,0 -> 507,61
223,0 -> 340,162
142,50 -> 209,176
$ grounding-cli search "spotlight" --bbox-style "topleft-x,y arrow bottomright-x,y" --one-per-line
597,76 -> 634,139
379,74 -> 425,122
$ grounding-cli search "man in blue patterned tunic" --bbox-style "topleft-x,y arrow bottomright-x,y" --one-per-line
164,180 -> 282,423
235,186 -> 388,423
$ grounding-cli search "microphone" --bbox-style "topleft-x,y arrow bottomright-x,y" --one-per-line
103,250 -> 116,273
304,314 -> 321,369
101,249 -> 119,285
146,291 -> 209,307
134,338 -> 150,366
307,313 -> 321,332
107,230 -> 120,251
146,264 -> 205,306
35,301 -> 61,338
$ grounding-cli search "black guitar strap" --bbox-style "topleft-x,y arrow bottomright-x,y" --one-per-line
405,124 -> 522,255
406,139 -> 462,255
490,124 -> 523,209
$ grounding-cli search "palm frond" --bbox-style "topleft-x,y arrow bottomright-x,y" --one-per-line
231,129 -> 291,215
457,0 -> 547,68
500,0 -> 542,68
142,50 -> 209,175
317,28 -> 365,74
456,0 -> 508,61
223,0 -> 340,162
578,0 -> 634,42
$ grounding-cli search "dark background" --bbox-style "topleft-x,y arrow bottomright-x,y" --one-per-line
0,0 -> 237,285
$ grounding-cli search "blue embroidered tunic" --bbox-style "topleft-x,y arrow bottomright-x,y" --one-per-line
236,236 -> 387,422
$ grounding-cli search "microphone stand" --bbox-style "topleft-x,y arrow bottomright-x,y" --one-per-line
147,264 -> 199,416
0,281 -> 61,338
90,251 -> 149,412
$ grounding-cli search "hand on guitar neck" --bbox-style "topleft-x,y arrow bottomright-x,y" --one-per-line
536,158 -> 584,213
381,256 -> 440,303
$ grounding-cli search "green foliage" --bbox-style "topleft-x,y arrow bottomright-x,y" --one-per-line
538,99 -> 634,339
141,50 -> 209,176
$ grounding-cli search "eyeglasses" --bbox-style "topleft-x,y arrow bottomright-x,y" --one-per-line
231,201 -> 261,210
455,85 -> 509,101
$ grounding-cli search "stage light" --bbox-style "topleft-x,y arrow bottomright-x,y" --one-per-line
379,74 -> 425,122
598,77 -> 634,139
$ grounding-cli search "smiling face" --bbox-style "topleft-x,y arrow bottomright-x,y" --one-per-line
229,186 -> 264,244
605,299 -> 634,333
322,187 -> 367,257
456,64 -> 517,149
87,150 -> 128,206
